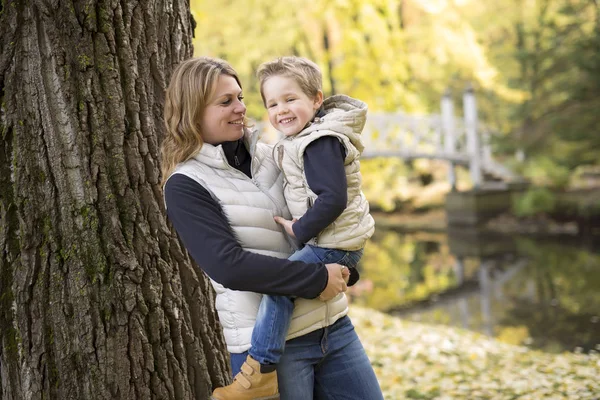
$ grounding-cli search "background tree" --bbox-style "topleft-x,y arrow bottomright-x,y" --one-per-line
462,0 -> 599,182
0,1 -> 229,399
191,0 -> 518,116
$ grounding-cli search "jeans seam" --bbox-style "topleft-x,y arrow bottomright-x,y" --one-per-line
315,343 -> 328,370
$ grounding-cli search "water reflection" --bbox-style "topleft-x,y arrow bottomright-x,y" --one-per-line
352,228 -> 600,353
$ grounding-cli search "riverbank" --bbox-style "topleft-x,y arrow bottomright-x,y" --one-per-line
372,209 -> 448,232
350,306 -> 600,399
371,186 -> 600,236
372,209 -> 600,237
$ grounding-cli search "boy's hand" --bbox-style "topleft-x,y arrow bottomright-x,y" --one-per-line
274,216 -> 298,238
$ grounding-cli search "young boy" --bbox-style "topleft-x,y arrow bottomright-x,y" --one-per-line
211,56 -> 375,400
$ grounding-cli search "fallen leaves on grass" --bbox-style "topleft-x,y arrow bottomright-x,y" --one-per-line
350,307 -> 599,399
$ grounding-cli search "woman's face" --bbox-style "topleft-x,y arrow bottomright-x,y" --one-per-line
200,74 -> 247,145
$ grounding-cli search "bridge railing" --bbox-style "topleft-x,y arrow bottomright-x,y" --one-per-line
362,112 -> 470,164
362,87 -> 516,188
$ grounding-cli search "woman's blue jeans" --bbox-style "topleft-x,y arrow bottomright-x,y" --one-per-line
231,245 -> 383,399
249,245 -> 363,366
230,316 -> 383,400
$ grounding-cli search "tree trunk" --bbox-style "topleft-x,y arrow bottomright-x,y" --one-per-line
0,1 -> 230,399
322,28 -> 336,96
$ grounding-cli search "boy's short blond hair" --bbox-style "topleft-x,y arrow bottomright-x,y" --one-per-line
257,56 -> 322,104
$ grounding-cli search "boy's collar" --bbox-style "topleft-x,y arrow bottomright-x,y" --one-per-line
314,105 -> 326,119
302,105 -> 327,130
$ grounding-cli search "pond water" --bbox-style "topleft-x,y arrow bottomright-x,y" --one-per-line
350,227 -> 600,353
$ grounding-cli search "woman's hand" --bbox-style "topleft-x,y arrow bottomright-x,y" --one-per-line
319,263 -> 351,301
274,216 -> 298,238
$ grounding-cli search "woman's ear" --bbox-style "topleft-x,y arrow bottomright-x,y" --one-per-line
313,90 -> 324,109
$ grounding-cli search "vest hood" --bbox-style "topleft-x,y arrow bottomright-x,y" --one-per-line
301,95 -> 367,154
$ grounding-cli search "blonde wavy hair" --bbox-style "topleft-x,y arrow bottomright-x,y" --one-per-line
257,56 -> 323,105
161,57 -> 245,185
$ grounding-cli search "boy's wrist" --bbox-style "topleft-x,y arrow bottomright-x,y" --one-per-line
291,220 -> 308,244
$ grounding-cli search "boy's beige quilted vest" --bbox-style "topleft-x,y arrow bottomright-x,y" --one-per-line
274,95 -> 375,251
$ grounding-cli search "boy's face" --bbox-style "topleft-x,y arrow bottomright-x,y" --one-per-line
262,75 -> 323,137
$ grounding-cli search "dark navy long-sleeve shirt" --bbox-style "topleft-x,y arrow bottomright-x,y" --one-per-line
291,136 -> 348,243
164,139 -> 329,299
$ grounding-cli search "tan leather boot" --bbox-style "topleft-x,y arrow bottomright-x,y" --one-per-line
211,355 -> 279,400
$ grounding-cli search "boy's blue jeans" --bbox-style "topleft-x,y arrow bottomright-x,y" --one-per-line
249,245 -> 363,366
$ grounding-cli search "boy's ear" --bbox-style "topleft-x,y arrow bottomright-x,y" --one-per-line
313,90 -> 324,109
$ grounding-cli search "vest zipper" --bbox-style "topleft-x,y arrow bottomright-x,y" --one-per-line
252,178 -> 284,218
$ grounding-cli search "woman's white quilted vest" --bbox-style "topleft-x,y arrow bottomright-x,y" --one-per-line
168,132 -> 348,353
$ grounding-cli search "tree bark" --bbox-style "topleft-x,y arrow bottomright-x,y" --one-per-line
0,1 -> 230,399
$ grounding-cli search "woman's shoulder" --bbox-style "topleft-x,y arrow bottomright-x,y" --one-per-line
164,173 -> 204,198
252,141 -> 276,164
254,141 -> 274,154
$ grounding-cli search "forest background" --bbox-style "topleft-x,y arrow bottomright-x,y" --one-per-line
191,0 -> 600,212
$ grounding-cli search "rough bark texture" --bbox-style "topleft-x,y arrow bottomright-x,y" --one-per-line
0,1 -> 231,399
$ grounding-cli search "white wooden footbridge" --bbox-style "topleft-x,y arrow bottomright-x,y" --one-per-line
360,88 -> 518,188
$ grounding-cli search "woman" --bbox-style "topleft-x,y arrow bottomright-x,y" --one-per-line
161,57 -> 383,400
